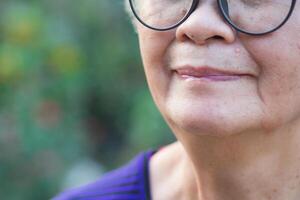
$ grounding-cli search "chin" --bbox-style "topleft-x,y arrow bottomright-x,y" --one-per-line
170,114 -> 243,138
164,101 -> 263,138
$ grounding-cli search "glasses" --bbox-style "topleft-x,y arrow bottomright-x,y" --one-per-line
128,0 -> 297,36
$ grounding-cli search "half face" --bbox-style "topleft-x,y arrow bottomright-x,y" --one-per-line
136,0 -> 300,137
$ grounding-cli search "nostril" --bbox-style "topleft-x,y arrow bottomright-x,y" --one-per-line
212,35 -> 224,40
178,33 -> 190,43
180,33 -> 223,45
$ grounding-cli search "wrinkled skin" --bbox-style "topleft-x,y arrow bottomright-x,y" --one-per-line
136,1 -> 300,138
134,1 -> 300,199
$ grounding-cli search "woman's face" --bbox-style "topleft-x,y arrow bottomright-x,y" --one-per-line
136,1 -> 300,136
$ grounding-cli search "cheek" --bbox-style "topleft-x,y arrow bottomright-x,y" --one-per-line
241,5 -> 300,96
138,27 -> 174,67
137,28 -> 175,109
240,28 -> 300,131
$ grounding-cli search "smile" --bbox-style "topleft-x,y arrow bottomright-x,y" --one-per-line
174,66 -> 253,82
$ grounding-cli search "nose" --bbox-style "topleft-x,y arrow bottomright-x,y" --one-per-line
176,2 -> 236,45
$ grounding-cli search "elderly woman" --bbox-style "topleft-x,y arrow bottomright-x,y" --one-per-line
54,0 -> 300,199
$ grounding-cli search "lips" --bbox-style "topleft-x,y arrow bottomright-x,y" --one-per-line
174,66 -> 252,81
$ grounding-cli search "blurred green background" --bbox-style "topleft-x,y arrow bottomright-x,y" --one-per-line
0,0 -> 175,199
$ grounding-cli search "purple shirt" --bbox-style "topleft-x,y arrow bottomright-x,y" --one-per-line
53,149 -> 157,200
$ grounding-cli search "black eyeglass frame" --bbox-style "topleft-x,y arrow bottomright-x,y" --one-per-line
128,0 -> 297,36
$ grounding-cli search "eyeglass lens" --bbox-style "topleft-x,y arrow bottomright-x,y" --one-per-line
130,0 -> 294,34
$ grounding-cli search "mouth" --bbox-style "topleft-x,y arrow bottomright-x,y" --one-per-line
174,66 -> 253,82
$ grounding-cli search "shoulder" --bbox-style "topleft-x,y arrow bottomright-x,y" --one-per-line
52,149 -> 157,200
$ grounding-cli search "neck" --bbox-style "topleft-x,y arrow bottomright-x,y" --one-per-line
173,121 -> 300,200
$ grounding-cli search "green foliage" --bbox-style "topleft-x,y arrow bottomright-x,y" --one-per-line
0,0 -> 175,199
